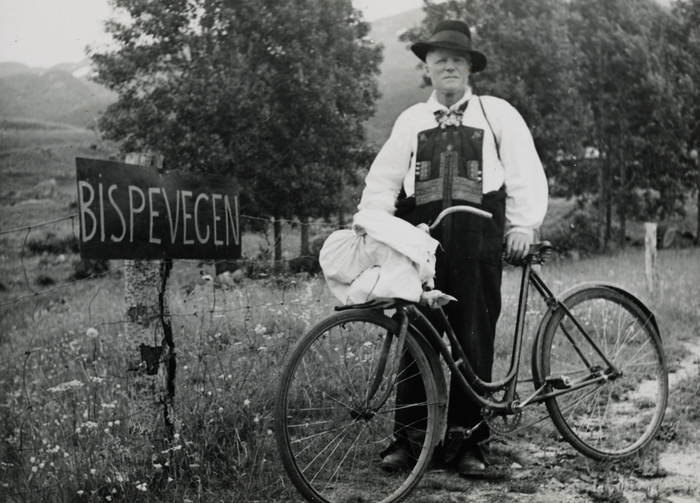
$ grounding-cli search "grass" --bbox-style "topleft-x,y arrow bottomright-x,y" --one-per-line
1,247 -> 698,502
1,122 -> 699,502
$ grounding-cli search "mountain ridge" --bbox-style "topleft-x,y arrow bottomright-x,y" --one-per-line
0,8 -> 424,139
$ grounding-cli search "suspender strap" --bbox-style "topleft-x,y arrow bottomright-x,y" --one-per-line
477,96 -> 501,161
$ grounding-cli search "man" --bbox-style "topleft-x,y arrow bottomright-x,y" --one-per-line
357,20 -> 548,475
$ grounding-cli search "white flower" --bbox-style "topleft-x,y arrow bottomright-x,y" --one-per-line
48,380 -> 84,393
86,327 -> 99,338
243,399 -> 251,407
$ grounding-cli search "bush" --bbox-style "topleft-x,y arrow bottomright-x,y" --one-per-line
26,233 -> 79,255
71,259 -> 111,280
541,208 -> 602,257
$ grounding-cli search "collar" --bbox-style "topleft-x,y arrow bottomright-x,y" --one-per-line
427,88 -> 473,113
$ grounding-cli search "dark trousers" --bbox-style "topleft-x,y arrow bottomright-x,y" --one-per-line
393,190 -> 506,456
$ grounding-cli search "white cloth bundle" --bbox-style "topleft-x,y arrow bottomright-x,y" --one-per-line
319,210 -> 439,305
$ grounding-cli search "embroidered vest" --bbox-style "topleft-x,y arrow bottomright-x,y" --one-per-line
414,99 -> 484,208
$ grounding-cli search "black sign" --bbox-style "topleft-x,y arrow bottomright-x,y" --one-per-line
76,158 -> 241,260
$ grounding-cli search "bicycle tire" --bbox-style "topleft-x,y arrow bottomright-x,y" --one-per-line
275,309 -> 441,503
537,287 -> 668,460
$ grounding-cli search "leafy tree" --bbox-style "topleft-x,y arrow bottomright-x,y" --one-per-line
669,0 -> 700,244
401,0 -> 588,172
92,0 -> 382,261
566,0 -> 687,249
406,0 -> 692,251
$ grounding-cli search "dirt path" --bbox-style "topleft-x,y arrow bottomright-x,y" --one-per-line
407,341 -> 700,503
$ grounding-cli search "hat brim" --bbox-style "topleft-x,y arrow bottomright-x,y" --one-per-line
411,41 -> 487,73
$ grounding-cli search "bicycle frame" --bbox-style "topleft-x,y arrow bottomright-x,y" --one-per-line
391,258 -> 625,419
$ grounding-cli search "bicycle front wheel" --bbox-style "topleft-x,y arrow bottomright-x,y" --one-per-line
275,309 -> 441,503
537,287 -> 668,460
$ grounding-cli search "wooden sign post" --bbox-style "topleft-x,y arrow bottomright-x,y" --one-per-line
76,155 -> 240,467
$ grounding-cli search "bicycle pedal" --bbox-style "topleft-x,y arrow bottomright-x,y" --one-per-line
545,375 -> 572,390
447,426 -> 471,441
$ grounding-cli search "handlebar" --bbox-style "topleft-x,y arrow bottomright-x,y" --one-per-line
428,205 -> 493,231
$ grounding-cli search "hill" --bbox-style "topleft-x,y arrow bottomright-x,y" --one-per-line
0,61 -> 115,129
364,7 -> 430,146
0,8 -> 422,140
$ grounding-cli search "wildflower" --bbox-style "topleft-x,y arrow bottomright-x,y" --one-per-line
153,463 -> 162,470
32,466 -> 38,473
90,468 -> 96,475
218,407 -> 224,413
136,481 -> 147,491
48,380 -> 84,393
254,324 -> 267,335
77,490 -> 84,496
243,399 -> 251,407
30,457 -> 35,463
168,477 -> 173,482
114,420 -> 120,426
257,346 -> 268,352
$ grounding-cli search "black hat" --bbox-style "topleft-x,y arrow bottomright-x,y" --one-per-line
411,20 -> 487,73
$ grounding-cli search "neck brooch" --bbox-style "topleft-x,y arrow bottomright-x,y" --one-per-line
434,109 -> 464,129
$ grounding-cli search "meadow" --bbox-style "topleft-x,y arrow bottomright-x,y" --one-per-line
1,121 -> 699,502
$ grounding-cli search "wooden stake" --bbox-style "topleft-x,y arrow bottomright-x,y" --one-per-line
645,222 -> 658,293
123,153 -> 176,445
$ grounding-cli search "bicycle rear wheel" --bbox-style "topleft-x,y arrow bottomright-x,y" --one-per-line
275,309 -> 441,503
537,287 -> 668,460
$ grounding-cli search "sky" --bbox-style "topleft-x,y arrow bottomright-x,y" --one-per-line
0,0 -> 426,68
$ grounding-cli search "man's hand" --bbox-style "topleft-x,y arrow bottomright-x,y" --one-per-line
505,231 -> 532,261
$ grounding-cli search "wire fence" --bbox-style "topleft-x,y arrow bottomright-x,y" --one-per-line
0,212 -> 348,502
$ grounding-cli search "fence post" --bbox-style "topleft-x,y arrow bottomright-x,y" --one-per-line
645,222 -> 658,293
123,153 -> 176,448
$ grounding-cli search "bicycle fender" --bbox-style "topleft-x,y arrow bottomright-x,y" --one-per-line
408,324 -> 449,445
530,281 -> 660,389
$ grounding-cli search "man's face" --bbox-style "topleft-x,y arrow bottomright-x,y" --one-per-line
424,48 -> 471,94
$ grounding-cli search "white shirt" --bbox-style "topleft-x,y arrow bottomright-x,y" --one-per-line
358,89 -> 548,237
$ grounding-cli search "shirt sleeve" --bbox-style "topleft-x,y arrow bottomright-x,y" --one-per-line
487,97 -> 548,233
357,109 -> 415,214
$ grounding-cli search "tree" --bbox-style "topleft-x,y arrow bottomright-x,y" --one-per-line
669,0 -> 700,245
405,0 -> 691,251
566,0 -> 688,249
92,0 -> 382,261
401,0 -> 588,172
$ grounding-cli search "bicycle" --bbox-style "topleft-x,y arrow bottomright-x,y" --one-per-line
275,205 -> 668,503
